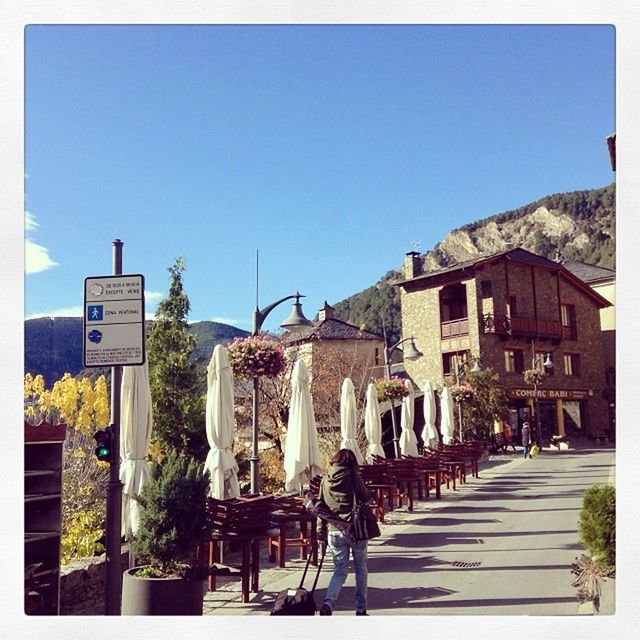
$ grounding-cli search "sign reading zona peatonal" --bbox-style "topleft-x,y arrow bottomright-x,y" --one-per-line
83,274 -> 146,367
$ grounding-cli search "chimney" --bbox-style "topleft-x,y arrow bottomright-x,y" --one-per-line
404,251 -> 422,279
318,301 -> 334,322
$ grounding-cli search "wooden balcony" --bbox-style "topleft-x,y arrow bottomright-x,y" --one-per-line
441,317 -> 469,339
482,314 -> 562,339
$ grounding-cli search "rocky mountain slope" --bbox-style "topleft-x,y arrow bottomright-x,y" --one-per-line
334,183 -> 615,344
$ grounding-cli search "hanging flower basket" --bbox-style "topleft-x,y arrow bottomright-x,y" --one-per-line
227,336 -> 286,379
449,383 -> 475,403
523,368 -> 546,386
373,377 -> 410,403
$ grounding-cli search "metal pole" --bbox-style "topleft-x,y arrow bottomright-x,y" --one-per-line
251,376 -> 260,494
106,239 -> 124,615
250,307 -> 262,494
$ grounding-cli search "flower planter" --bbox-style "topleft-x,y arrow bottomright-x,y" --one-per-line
227,336 -> 286,379
121,567 -> 205,615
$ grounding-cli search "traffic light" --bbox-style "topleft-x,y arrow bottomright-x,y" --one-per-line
94,426 -> 114,462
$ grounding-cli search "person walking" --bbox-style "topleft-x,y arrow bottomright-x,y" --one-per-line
521,421 -> 532,459
316,448 -> 371,616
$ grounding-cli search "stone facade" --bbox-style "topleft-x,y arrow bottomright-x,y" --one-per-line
60,547 -> 129,615
399,248 -> 611,438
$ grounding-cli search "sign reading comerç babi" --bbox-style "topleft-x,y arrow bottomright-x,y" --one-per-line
509,388 -> 592,400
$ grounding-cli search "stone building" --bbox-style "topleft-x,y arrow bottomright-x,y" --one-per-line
561,259 -> 616,438
397,247 -> 612,442
282,302 -> 389,430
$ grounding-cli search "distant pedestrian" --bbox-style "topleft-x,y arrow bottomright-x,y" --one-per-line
316,448 -> 371,616
521,421 -> 532,459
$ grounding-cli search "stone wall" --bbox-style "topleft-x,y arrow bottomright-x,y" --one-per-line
60,547 -> 129,615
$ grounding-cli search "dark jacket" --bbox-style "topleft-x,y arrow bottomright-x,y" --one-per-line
318,462 -> 370,532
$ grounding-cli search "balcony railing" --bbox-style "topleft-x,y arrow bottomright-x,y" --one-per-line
482,313 -> 562,339
441,317 -> 469,339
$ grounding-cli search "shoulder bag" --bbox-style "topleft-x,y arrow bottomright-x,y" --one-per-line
350,471 -> 381,542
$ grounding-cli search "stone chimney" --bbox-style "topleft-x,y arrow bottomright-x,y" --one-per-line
318,301 -> 334,322
404,251 -> 422,279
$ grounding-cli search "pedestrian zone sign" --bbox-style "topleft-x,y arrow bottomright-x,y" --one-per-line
83,274 -> 146,367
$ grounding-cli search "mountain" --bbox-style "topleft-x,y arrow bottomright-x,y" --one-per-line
333,183 -> 615,344
24,317 -> 249,386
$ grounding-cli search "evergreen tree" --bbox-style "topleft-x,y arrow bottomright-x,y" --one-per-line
147,257 -> 208,462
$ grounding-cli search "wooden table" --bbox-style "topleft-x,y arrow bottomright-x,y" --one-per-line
268,510 -> 318,568
202,528 -> 279,603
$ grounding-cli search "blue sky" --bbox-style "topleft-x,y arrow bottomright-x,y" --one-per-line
24,24 -> 615,332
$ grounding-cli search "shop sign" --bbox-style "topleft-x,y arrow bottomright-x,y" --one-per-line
509,388 -> 591,400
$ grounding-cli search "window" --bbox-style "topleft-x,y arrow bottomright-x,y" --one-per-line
534,350 -> 554,376
443,350 -> 469,377
561,304 -> 578,340
508,296 -> 518,317
505,349 -> 525,373
480,280 -> 493,297
564,353 -> 581,377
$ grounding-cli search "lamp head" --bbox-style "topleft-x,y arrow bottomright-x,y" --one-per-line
543,353 -> 553,369
403,337 -> 423,361
280,292 -> 312,332
470,359 -> 482,374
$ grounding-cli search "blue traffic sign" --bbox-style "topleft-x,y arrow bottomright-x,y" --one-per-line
87,305 -> 104,321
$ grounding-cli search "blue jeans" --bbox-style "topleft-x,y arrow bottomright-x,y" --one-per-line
523,444 -> 531,458
323,530 -> 368,613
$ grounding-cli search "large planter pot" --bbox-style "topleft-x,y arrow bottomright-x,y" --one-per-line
121,567 -> 205,615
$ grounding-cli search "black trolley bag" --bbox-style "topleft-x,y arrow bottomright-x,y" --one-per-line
270,541 -> 327,615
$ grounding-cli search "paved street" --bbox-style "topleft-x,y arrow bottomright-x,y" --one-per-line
204,444 -> 615,617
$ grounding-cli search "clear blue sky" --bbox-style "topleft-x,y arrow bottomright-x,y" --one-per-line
24,24 -> 615,332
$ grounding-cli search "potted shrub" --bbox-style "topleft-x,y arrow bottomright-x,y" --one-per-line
571,484 -> 615,613
121,453 -> 210,615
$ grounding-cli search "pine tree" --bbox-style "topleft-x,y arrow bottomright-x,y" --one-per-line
147,257 -> 208,462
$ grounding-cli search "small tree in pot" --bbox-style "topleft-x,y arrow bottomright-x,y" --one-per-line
122,453 -> 210,615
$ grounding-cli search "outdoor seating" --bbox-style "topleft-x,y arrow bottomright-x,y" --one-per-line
359,462 -> 409,519
364,459 -> 414,511
199,527 -> 279,602
403,454 -> 443,499
203,494 -> 278,601
421,450 -> 460,490
268,495 -> 318,568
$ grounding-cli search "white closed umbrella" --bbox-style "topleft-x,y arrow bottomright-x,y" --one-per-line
203,345 -> 240,499
120,362 -> 153,539
440,385 -> 455,444
364,382 -> 385,463
421,380 -> 439,450
284,360 -> 323,492
340,378 -> 364,463
399,379 -> 419,456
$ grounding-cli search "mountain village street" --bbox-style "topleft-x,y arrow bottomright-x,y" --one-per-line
203,443 -> 615,617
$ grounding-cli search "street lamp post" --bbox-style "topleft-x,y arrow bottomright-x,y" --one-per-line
250,292 -> 311,494
529,343 -> 553,446
453,355 -> 482,442
382,334 -> 423,457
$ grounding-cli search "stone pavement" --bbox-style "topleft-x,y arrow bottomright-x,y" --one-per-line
203,442 -> 615,617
